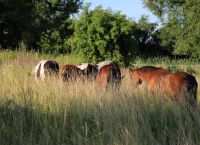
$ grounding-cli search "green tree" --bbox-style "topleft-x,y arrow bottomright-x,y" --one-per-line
134,15 -> 162,56
143,0 -> 200,59
0,0 -> 35,49
0,0 -> 82,51
66,5 -> 139,65
38,0 -> 82,54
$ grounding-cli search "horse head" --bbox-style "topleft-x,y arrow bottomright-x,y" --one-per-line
130,68 -> 143,87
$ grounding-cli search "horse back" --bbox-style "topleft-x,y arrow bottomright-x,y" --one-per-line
165,72 -> 198,104
168,72 -> 197,88
139,66 -> 169,83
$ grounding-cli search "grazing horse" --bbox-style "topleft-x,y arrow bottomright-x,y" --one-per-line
96,61 -> 121,88
130,66 -> 198,105
61,64 -> 83,82
33,60 -> 59,81
77,63 -> 98,79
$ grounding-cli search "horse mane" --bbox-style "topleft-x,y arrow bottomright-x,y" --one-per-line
137,66 -> 161,73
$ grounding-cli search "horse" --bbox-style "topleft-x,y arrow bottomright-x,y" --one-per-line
77,63 -> 98,80
96,61 -> 121,89
130,66 -> 198,105
61,64 -> 83,82
33,60 -> 59,81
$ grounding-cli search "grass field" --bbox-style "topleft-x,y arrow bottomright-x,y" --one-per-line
0,51 -> 200,145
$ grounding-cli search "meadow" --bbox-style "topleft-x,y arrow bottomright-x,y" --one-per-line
0,51 -> 200,145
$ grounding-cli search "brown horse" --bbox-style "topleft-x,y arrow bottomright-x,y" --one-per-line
96,62 -> 121,88
130,66 -> 198,105
61,64 -> 83,82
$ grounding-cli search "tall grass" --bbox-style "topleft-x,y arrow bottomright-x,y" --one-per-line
0,50 -> 17,62
0,51 -> 200,145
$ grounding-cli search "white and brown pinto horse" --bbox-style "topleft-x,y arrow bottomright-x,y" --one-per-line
33,60 -> 59,81
130,66 -> 198,105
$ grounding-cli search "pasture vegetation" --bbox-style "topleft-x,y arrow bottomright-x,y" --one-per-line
0,51 -> 200,145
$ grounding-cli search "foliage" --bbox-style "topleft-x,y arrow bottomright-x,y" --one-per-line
143,0 -> 200,59
3,0 -> 200,60
0,0 -> 83,52
66,5 -> 140,65
37,0 -> 82,54
0,0 -> 35,49
135,16 -> 166,56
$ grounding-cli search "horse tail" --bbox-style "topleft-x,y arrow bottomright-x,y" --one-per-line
63,68 -> 72,82
108,65 -> 121,89
188,80 -> 198,106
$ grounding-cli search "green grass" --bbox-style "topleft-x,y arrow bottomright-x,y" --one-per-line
0,50 -> 17,62
132,56 -> 199,66
0,51 -> 200,145
30,52 -> 84,65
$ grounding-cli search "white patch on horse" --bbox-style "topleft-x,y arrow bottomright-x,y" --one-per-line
97,60 -> 113,70
40,60 -> 48,80
77,63 -> 89,70
33,60 -> 48,82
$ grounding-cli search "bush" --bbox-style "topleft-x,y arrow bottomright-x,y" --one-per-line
66,5 -> 139,65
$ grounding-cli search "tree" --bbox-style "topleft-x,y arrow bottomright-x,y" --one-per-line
0,0 -> 83,51
66,5 -> 139,65
134,15 -> 163,56
143,0 -> 200,59
0,0 -> 35,49
38,0 -> 83,54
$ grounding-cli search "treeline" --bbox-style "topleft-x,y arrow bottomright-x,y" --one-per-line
1,0 -> 199,65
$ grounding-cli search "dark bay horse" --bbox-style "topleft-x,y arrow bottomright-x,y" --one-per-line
77,63 -> 98,80
130,66 -> 198,105
61,64 -> 83,82
96,62 -> 121,89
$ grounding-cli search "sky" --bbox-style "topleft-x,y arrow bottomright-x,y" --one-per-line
83,0 -> 159,23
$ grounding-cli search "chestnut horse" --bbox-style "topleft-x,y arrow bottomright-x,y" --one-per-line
33,60 -> 59,81
61,64 -> 83,82
96,62 -> 121,88
130,66 -> 198,105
